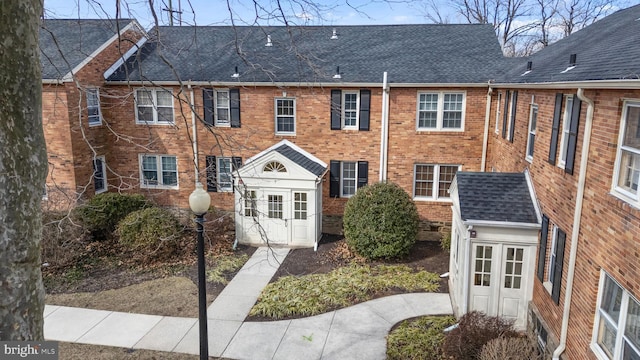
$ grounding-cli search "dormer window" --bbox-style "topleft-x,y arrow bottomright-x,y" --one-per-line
264,161 -> 286,173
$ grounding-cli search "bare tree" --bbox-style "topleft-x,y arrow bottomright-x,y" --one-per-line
557,0 -> 616,36
0,0 -> 47,341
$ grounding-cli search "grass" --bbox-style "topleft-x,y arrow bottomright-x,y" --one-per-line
249,263 -> 440,319
386,315 -> 457,360
206,254 -> 249,284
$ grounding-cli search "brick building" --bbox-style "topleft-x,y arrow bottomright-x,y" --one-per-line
39,5 -> 640,358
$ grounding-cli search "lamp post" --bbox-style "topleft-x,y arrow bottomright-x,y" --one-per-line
189,182 -> 211,360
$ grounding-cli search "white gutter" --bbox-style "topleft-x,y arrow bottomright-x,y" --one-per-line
462,224 -> 473,314
42,79 -> 64,84
491,79 -> 640,90
379,72 -> 390,182
462,219 -> 541,230
105,80 -> 490,88
552,88 -> 594,360
481,84 -> 493,171
189,84 -> 199,185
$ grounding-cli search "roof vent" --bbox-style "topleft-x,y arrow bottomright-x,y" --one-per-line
569,54 -> 577,66
333,66 -> 341,79
527,61 -> 533,71
231,66 -> 239,78
330,29 -> 338,40
265,35 -> 273,47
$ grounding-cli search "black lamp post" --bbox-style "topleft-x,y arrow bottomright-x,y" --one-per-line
189,182 -> 211,360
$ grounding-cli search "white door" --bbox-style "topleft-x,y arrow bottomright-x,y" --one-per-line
470,243 -> 497,315
291,191 -> 309,244
262,191 -> 289,244
498,246 -> 528,328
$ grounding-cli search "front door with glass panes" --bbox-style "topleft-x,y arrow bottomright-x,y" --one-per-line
470,243 -> 529,328
261,191 -> 289,244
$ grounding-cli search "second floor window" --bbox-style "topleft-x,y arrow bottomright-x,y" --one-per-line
86,89 -> 101,125
136,89 -> 174,124
417,92 -> 465,131
526,104 -> 538,161
613,101 -> 640,204
275,98 -> 295,134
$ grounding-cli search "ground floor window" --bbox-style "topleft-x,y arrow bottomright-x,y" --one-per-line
414,164 -> 460,200
593,272 -> 640,360
294,192 -> 307,219
244,190 -> 256,217
140,154 -> 178,188
93,156 -> 107,193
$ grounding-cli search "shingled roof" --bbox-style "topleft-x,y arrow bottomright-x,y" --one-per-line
40,18 -> 136,80
498,4 -> 640,84
243,140 -> 327,177
107,24 -> 505,84
455,172 -> 539,225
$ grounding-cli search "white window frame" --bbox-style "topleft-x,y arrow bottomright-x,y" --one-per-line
558,95 -> 574,169
275,98 -> 296,135
495,92 -> 502,134
342,91 -> 360,129
417,91 -> 466,131
526,104 -> 538,162
135,88 -> 175,125
139,154 -> 178,189
506,92 -> 515,141
86,88 -> 102,126
93,155 -> 107,194
413,164 -> 461,201
612,101 -> 640,207
214,89 -> 230,127
591,271 -> 640,360
217,157 -> 233,192
340,161 -> 357,197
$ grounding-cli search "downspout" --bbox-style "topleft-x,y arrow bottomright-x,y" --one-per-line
552,88 -> 594,360
462,224 -> 473,313
481,83 -> 493,172
190,83 -> 199,185
379,72 -> 390,182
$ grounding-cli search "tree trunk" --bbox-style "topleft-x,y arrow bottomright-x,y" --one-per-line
0,0 -> 47,341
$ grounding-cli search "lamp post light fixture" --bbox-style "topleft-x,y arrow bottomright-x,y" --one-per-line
189,182 -> 211,360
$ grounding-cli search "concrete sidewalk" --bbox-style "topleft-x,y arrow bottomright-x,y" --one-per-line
44,246 -> 453,359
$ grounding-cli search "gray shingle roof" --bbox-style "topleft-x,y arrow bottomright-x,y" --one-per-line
40,18 -> 135,80
107,24 -> 505,84
499,4 -> 640,83
456,172 -> 538,224
274,144 -> 326,177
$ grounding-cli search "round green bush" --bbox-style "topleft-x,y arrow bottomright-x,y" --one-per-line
74,193 -> 149,235
116,207 -> 180,251
343,182 -> 419,259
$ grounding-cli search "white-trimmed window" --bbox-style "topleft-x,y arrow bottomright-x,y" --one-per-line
275,98 -> 295,134
417,92 -> 465,131
342,91 -> 359,129
218,157 -> 233,192
140,154 -> 178,188
294,192 -> 307,220
215,89 -> 230,126
86,88 -> 101,126
413,164 -> 460,200
268,195 -> 283,219
613,101 -> 640,205
558,95 -> 574,168
527,104 -> 538,161
341,162 -> 357,197
495,92 -> 502,134
135,88 -> 174,124
592,272 -> 640,360
244,190 -> 257,217
93,156 -> 107,194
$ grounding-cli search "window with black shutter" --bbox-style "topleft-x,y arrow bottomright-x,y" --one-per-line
537,215 -> 549,282
551,228 -> 566,304
329,160 -> 368,197
330,89 -> 369,131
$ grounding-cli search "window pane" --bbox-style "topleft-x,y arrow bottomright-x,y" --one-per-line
418,93 -> 438,128
157,108 -> 174,122
618,151 -> 640,194
161,156 -> 177,171
598,318 -> 617,359
602,276 -> 623,321
156,91 -> 173,106
443,93 -> 463,128
142,156 -> 158,185
93,158 -> 104,191
268,195 -> 283,219
137,107 -> 154,122
277,117 -> 295,132
414,165 -> 434,197
626,297 -> 640,351
217,91 -> 229,107
218,158 -> 232,190
623,106 -> 640,149
136,90 -> 153,105
162,171 -> 177,186
438,166 -> 458,198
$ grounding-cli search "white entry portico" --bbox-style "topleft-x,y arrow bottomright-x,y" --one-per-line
448,171 -> 541,330
234,140 -> 327,249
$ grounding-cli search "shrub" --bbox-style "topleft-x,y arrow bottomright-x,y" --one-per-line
343,182 -> 419,259
387,315 -> 457,360
41,210 -> 89,267
442,311 -> 519,360
116,207 -> 181,253
74,193 -> 149,236
479,334 -> 542,360
440,230 -> 451,252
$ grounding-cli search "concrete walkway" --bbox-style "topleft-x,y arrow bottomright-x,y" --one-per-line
44,246 -> 453,359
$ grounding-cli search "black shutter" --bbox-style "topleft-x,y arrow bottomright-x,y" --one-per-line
330,90 -> 342,130
206,156 -> 217,192
502,90 -> 510,138
359,89 -> 370,131
508,91 -> 518,143
357,161 -> 368,188
548,93 -> 563,165
552,229 -> 566,305
564,97 -> 582,175
230,88 -> 241,128
329,160 -> 340,197
537,215 -> 549,282
203,88 -> 214,126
